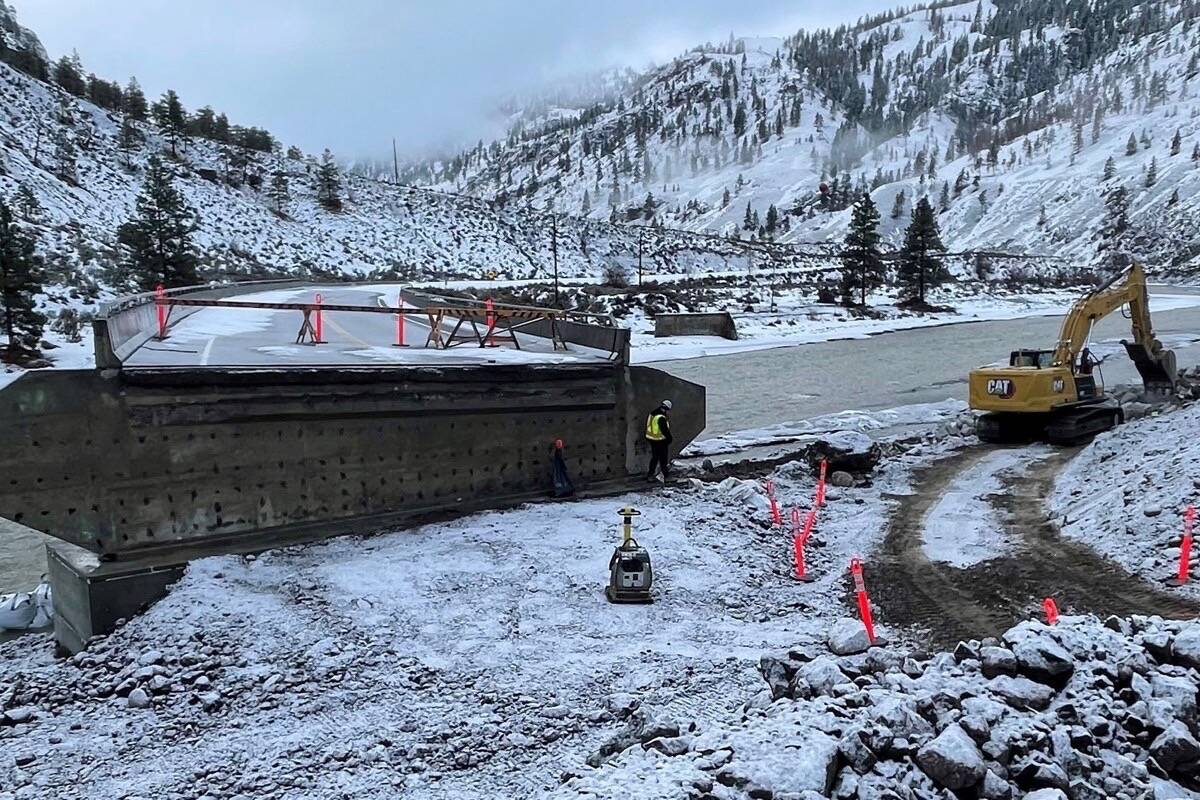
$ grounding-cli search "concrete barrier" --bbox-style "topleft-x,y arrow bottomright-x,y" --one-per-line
94,279 -> 307,368
653,312 -> 738,341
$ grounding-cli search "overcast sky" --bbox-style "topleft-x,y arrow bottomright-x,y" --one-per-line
16,1 -> 883,160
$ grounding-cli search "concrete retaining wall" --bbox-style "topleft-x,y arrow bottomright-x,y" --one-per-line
0,364 -> 703,558
654,312 -> 739,341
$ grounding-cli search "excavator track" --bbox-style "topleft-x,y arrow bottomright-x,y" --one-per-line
977,399 -> 1124,446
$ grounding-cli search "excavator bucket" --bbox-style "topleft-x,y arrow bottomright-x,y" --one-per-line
1124,340 -> 1177,395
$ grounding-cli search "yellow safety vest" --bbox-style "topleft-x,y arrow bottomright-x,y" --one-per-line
645,413 -> 666,441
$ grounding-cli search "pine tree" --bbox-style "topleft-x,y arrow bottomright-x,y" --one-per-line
14,185 -> 42,221
1171,129 -> 1182,156
581,190 -> 591,214
897,197 -> 946,306
938,181 -> 950,211
1102,156 -> 1116,181
52,51 -> 85,96
269,166 -> 290,215
152,90 -> 187,157
1037,205 -> 1048,228
840,193 -> 884,306
119,115 -> 141,167
1168,188 -> 1180,206
116,155 -> 200,290
765,204 -> 778,235
123,78 -> 148,120
287,145 -> 303,161
1145,157 -> 1157,187
317,149 -> 342,210
743,201 -> 754,230
0,199 -> 46,363
1194,142 -> 1200,163
721,187 -> 731,207
890,190 -> 906,220
52,130 -> 77,183
1101,185 -> 1130,248
1126,133 -> 1138,156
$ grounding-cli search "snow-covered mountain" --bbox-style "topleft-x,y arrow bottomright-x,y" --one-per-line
0,3 -> 854,324
423,0 -> 1200,272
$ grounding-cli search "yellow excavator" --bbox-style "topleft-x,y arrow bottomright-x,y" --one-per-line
968,263 -> 1177,444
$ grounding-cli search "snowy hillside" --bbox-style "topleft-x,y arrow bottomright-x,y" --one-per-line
423,0 -> 1200,272
0,2 -> 858,326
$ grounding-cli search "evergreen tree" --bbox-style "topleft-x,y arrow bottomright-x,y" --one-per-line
890,190 -> 906,220
287,145 -> 303,161
1168,188 -> 1180,206
1102,156 -> 1116,181
1171,129 -> 1182,156
840,193 -> 884,306
119,115 -> 141,167
1194,142 -> 1200,163
116,155 -> 200,290
0,199 -> 46,363
721,187 -> 731,207
52,51 -> 85,96
743,201 -> 754,230
14,185 -> 42,221
897,197 -> 946,306
581,190 -> 590,214
938,181 -> 950,211
1145,157 -> 1157,187
152,90 -> 187,157
123,78 -> 148,121
1101,185 -> 1130,248
269,166 -> 290,215
765,204 -> 778,235
317,149 -> 342,210
52,130 -> 77,183
1126,133 -> 1138,156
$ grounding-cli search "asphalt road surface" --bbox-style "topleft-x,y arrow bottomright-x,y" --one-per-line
125,285 -> 607,368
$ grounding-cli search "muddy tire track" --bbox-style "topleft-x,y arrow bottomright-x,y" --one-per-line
873,446 -> 1200,651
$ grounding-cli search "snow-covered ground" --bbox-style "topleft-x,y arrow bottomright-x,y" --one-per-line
633,288 -> 1200,364
1052,401 -> 1200,594
1,425 -> 968,799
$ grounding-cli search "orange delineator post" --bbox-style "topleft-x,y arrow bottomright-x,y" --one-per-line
484,297 -> 498,347
792,507 -> 814,581
816,459 -> 828,507
1043,597 -> 1059,625
850,557 -> 876,644
393,293 -> 409,347
1178,505 -> 1196,584
314,293 -> 325,343
765,479 -> 782,526
155,284 -> 167,339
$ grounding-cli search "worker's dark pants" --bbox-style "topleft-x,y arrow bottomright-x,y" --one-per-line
646,440 -> 670,480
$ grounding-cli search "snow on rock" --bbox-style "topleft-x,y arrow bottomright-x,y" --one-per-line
826,618 -> 872,656
1051,398 -> 1200,594
916,723 -> 986,790
564,616 -> 1200,799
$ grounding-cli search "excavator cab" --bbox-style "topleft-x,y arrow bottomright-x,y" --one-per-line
1008,349 -> 1056,368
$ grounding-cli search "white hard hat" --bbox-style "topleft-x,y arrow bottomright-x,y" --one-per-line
661,400 -> 673,410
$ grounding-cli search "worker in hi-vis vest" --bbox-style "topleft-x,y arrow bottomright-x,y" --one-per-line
644,399 -> 674,482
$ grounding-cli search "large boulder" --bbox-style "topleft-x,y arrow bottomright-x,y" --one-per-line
827,619 -> 872,656
1149,721 -> 1200,774
988,674 -> 1056,711
800,657 -> 850,696
980,646 -> 1018,678
1173,624 -> 1200,669
758,656 -> 793,700
1011,635 -> 1075,688
915,724 -> 986,790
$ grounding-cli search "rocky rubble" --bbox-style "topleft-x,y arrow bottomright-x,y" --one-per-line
561,615 -> 1200,799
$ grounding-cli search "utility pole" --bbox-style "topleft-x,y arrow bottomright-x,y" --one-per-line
392,138 -> 400,184
638,227 -> 644,287
551,212 -> 560,307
